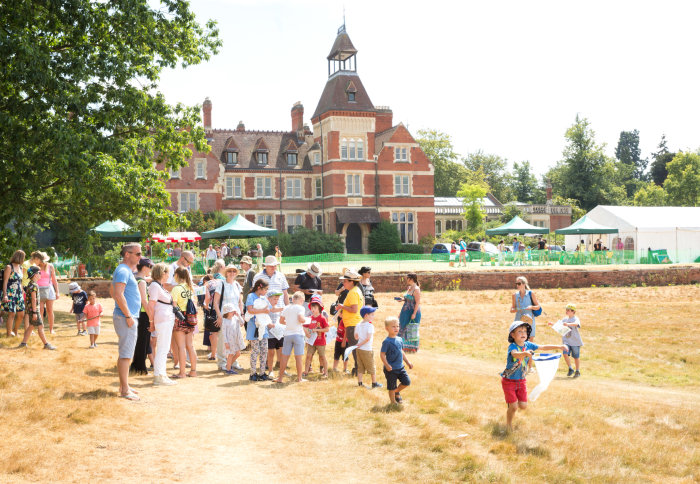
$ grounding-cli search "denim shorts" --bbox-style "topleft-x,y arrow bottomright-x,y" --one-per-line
113,313 -> 138,359
563,344 -> 581,358
282,334 -> 305,356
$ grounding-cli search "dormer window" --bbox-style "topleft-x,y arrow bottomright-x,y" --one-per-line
287,153 -> 297,166
346,81 -> 357,102
254,137 -> 270,166
257,151 -> 268,165
225,151 -> 238,165
348,92 -> 355,102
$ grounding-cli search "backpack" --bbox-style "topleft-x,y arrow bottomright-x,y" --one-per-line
185,297 -> 198,327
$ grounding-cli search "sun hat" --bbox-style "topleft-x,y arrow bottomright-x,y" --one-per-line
268,291 -> 283,297
306,262 -> 322,277
221,303 -> 236,315
68,282 -> 82,293
360,305 -> 377,318
27,265 -> 41,279
508,321 -> 532,343
338,268 -> 361,281
565,303 -> 576,311
240,255 -> 253,265
309,294 -> 324,310
358,266 -> 371,275
263,255 -> 279,266
36,251 -> 50,263
224,264 -> 239,273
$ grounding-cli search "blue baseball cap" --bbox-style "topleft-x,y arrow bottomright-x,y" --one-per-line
360,306 -> 377,318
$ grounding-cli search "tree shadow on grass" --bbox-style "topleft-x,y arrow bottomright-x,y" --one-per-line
62,389 -> 116,400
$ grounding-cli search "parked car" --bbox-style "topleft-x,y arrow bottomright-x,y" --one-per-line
431,243 -> 451,254
467,241 -> 499,255
548,245 -> 563,252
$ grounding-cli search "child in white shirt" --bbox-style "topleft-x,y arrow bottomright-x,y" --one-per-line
354,306 -> 382,389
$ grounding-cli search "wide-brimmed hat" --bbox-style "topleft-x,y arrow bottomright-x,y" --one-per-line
263,255 -> 279,266
307,262 -> 322,277
309,294 -> 324,310
508,321 -> 532,343
240,255 -> 253,265
338,268 -> 361,281
68,282 -> 82,293
36,251 -> 50,263
224,264 -> 239,273
27,265 -> 41,279
221,303 -> 236,314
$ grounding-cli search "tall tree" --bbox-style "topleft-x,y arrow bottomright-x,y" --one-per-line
633,182 -> 667,206
554,115 -> 627,211
664,151 -> 700,206
615,129 -> 647,196
649,134 -> 674,186
416,129 -> 468,197
462,150 -> 513,202
510,161 -> 538,203
457,180 -> 489,233
0,0 -> 221,258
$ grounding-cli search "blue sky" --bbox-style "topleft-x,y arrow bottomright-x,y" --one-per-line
157,0 -> 700,176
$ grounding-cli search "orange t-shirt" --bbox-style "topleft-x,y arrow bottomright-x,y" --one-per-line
83,303 -> 103,327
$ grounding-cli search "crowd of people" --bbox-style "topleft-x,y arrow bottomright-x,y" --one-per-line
2,243 -> 585,428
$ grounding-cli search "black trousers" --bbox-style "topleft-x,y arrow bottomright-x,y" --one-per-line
130,311 -> 151,374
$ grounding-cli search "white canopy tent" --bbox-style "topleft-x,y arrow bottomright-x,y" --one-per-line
565,206 -> 700,263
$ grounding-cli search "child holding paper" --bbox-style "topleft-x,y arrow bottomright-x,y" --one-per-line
354,306 -> 382,389
303,294 -> 329,378
549,303 -> 583,378
501,320 -> 566,432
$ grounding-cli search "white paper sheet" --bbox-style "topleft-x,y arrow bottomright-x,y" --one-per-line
530,353 -> 562,401
269,323 -> 285,340
344,345 -> 358,361
551,319 -> 571,337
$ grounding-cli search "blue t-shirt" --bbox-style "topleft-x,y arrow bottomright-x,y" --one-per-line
112,263 -> 141,317
245,292 -> 270,340
71,290 -> 88,314
504,341 -> 539,380
381,336 -> 404,370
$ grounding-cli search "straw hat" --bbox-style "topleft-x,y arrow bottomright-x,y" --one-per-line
224,264 -> 239,274
338,268 -> 361,281
240,255 -> 253,265
306,262 -> 322,277
263,255 -> 279,266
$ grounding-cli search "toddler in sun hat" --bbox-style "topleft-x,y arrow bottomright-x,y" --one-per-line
69,282 -> 89,336
303,294 -> 329,378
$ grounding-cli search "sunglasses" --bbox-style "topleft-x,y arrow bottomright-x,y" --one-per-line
130,251 -> 142,256
516,282 -> 522,286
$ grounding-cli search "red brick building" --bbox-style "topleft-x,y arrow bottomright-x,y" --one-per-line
164,26 -> 434,253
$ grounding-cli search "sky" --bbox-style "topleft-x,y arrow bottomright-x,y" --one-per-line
157,0 -> 700,177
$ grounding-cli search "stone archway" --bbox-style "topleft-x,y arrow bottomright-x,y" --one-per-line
340,223 -> 371,254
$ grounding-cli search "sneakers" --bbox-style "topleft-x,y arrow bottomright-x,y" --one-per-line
259,373 -> 273,381
154,375 -> 177,386
43,343 -> 56,350
573,370 -> 581,379
224,368 -> 238,375
249,373 -> 259,382
88,344 -> 95,349
372,382 -> 383,389
233,361 -> 243,370
567,367 -> 575,377
17,342 -> 27,348
395,393 -> 403,404
358,382 -> 368,388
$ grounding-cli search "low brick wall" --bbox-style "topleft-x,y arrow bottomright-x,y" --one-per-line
68,265 -> 700,298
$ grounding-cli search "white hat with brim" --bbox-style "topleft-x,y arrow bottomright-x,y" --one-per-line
68,282 -> 81,293
338,268 -> 361,281
307,262 -> 322,277
263,255 -> 279,266
224,264 -> 239,273
37,251 -> 50,263
221,303 -> 236,314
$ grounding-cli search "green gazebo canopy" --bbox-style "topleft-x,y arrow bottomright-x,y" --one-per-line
485,215 -> 550,235
92,220 -> 142,241
201,214 -> 278,239
554,214 -> 619,235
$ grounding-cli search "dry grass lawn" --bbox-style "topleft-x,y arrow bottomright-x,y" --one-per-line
1,285 -> 699,483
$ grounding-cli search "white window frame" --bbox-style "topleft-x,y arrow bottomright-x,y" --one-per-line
170,167 -> 181,179
225,151 -> 238,165
179,192 -> 198,213
341,139 -> 348,160
341,138 -> 365,161
256,177 -> 273,199
313,152 -> 321,165
257,214 -> 274,228
287,152 -> 297,167
286,214 -> 304,234
195,160 -> 206,179
346,173 -> 362,196
357,139 -> 364,160
225,177 -> 242,199
394,146 -> 409,162
286,178 -> 302,199
391,211 -> 415,244
394,175 -> 410,196
257,151 -> 268,165
314,177 -> 322,199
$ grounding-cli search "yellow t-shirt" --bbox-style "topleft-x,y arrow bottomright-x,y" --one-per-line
342,285 -> 364,327
22,260 -> 31,287
171,284 -> 194,311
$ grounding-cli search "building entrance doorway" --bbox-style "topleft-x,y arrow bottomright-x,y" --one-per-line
345,223 -> 362,254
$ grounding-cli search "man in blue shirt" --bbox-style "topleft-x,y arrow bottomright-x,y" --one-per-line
380,316 -> 414,404
112,243 -> 142,401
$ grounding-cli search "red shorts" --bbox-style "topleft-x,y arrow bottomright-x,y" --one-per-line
501,378 -> 527,404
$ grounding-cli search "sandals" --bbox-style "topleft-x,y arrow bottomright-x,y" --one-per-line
187,372 -> 197,377
171,374 -> 187,379
120,391 -> 140,401
207,356 -> 216,361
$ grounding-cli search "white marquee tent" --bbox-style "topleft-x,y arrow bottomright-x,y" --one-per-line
565,206 -> 700,263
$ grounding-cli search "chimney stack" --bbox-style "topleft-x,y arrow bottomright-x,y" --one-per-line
203,97 -> 212,131
375,106 -> 393,134
291,102 -> 304,132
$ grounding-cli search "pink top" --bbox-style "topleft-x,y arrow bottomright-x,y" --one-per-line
83,303 -> 103,327
37,265 -> 52,288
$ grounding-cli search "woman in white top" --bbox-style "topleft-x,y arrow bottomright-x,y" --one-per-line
147,263 -> 176,386
213,265 -> 244,369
